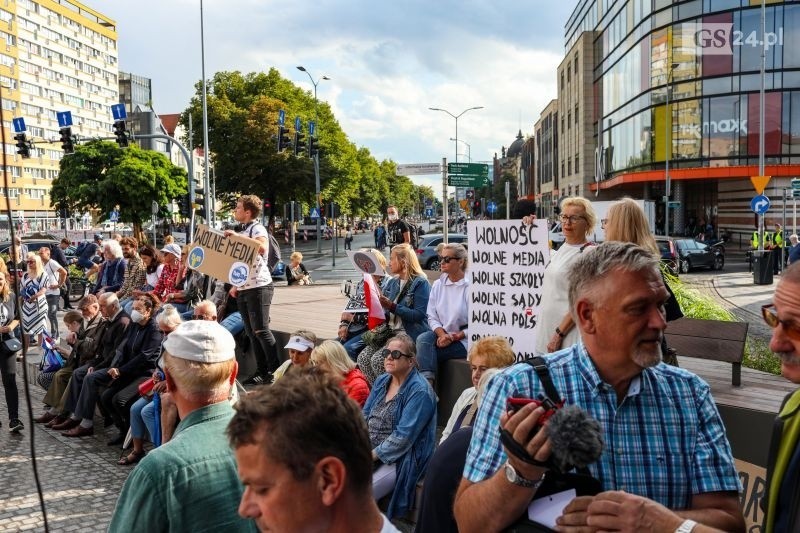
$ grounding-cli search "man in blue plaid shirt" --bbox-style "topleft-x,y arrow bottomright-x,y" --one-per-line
454,242 -> 744,533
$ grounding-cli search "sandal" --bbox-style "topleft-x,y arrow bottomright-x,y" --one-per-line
117,450 -> 146,466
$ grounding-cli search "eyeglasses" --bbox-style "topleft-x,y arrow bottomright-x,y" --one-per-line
381,348 -> 411,360
439,256 -> 458,264
25,260 -> 35,264
560,214 -> 586,224
192,314 -> 215,321
762,304 -> 800,340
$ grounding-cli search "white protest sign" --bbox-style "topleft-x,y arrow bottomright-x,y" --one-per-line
467,220 -> 549,360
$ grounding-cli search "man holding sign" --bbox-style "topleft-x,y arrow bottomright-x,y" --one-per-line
226,195 -> 278,385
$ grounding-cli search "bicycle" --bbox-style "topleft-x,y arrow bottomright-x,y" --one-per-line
68,274 -> 96,303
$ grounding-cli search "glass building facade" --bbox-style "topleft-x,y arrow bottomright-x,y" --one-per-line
569,0 -> 800,235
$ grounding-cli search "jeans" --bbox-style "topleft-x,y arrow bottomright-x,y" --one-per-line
45,294 -> 60,337
129,395 -> 152,440
120,297 -> 133,317
343,332 -> 366,362
220,311 -> 244,336
238,285 -> 278,376
415,330 -> 467,380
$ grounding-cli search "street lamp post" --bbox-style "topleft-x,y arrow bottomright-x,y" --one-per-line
449,137 -> 471,162
297,66 -> 330,254
429,106 -> 483,236
664,61 -> 678,238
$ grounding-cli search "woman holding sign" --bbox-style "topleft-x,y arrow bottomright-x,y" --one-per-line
534,197 -> 597,355
416,243 -> 469,385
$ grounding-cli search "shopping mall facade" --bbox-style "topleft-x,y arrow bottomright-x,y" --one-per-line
549,0 -> 800,243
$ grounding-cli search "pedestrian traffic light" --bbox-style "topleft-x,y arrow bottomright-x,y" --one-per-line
179,195 -> 191,218
59,127 -> 74,154
308,136 -> 319,157
113,120 -> 129,147
14,133 -> 30,158
193,188 -> 206,212
294,130 -> 306,157
277,126 -> 291,152
263,200 -> 272,215
473,199 -> 482,214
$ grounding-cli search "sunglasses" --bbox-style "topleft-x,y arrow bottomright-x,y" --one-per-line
26,260 -> 36,264
192,314 -> 214,321
762,304 -> 800,340
439,256 -> 458,264
381,348 -> 411,360
560,214 -> 586,224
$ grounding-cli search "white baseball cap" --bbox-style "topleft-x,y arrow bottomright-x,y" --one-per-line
284,335 -> 315,352
160,243 -> 182,259
163,321 -> 235,363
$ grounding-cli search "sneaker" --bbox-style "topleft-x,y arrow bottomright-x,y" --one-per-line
9,419 -> 23,433
244,373 -> 271,386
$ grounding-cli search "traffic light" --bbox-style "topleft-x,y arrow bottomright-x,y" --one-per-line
59,127 -> 74,154
294,130 -> 306,157
179,195 -> 191,218
473,199 -> 482,215
193,188 -> 206,213
327,202 -> 340,219
277,126 -> 291,152
14,133 -> 30,158
59,207 -> 69,220
113,120 -> 129,147
308,136 -> 319,157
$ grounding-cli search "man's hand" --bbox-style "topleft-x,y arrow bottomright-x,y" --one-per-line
224,229 -> 235,237
500,402 -> 552,482
436,333 -> 454,348
153,381 -> 168,394
581,491 -> 684,533
66,331 -> 77,344
229,286 -> 238,298
87,367 -> 94,374
108,368 -> 120,379
547,332 -> 564,353
555,496 -> 596,532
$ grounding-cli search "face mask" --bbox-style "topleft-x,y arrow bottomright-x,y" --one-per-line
388,214 -> 398,222
130,310 -> 144,323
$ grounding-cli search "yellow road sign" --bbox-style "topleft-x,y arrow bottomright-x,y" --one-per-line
750,175 -> 771,195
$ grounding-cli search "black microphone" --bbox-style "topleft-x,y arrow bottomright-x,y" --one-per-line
543,405 -> 604,473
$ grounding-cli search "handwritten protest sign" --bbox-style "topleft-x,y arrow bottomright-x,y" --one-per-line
187,224 -> 260,287
735,459 -> 766,532
467,220 -> 549,360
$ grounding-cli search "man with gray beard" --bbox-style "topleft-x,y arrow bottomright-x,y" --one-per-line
454,242 -> 744,533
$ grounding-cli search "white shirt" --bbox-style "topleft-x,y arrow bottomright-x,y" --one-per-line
426,273 -> 470,350
379,514 -> 400,533
534,242 -> 595,355
146,263 -> 164,289
440,386 -> 477,444
43,259 -> 65,297
238,221 -> 273,290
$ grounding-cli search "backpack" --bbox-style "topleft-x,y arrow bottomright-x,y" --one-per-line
247,223 -> 281,270
408,222 -> 419,248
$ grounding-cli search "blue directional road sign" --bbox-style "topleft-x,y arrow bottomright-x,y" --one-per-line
309,207 -> 320,219
308,121 -> 316,136
424,208 -> 433,217
109,209 -> 119,222
751,194 -> 771,215
278,109 -> 286,126
57,111 -> 73,128
487,201 -> 498,214
111,103 -> 127,121
12,117 -> 25,133
295,116 -> 302,131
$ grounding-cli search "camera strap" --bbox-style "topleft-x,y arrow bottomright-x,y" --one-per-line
525,356 -> 562,405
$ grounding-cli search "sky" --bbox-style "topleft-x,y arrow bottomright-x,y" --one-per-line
87,0 -> 576,197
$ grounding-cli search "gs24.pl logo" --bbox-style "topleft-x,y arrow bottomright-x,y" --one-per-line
692,23 -> 783,55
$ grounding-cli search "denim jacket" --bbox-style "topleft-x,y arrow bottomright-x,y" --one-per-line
383,275 -> 431,341
363,368 -> 437,518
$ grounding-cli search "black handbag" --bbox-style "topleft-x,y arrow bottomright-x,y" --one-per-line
3,334 -> 21,353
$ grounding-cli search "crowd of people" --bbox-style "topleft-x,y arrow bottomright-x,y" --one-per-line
1,194 -> 799,533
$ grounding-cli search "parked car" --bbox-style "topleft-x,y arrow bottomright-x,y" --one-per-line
655,236 -> 679,276
657,236 -> 724,273
415,233 -> 468,271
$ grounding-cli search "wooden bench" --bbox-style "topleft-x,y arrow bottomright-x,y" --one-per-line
665,317 -> 749,387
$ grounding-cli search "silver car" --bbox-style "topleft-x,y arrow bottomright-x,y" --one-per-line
415,233 -> 468,270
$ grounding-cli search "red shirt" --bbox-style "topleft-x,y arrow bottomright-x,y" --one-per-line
152,262 -> 180,300
341,368 -> 370,407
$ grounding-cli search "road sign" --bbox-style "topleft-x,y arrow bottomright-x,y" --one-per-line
792,178 -> 800,191
448,162 -> 489,177
793,189 -> 800,199
308,121 -> 316,136
751,194 -> 770,215
668,201 -> 681,208
750,175 -> 771,195
278,109 -> 286,126
294,116 -> 302,131
466,189 -> 475,199
448,174 -> 491,187
12,117 -> 25,133
109,209 -> 119,222
151,201 -> 159,216
310,207 -> 320,219
396,163 -> 441,176
111,103 -> 127,121
487,201 -> 497,214
57,111 -> 73,128
424,208 -> 433,217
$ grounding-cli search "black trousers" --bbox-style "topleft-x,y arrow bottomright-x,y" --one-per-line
0,347 -> 18,421
100,376 -> 148,432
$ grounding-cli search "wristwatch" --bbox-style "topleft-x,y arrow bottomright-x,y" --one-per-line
504,461 -> 545,489
674,519 -> 697,533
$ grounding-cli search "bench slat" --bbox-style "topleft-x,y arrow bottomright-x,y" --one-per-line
666,317 -> 748,342
666,336 -> 745,364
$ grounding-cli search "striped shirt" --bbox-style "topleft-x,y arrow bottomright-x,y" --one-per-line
464,343 -> 741,509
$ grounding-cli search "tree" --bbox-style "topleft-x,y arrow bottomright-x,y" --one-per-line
51,140 -> 187,243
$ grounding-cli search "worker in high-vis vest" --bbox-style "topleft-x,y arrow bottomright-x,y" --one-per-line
752,230 -> 760,249
773,223 -> 784,274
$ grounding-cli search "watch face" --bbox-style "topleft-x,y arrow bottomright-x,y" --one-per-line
504,462 -> 518,483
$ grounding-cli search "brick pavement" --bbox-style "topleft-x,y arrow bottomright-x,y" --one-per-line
0,363 -> 130,531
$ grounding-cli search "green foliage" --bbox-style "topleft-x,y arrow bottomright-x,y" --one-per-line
665,272 -> 780,375
51,140 -> 187,239
182,69 -> 425,219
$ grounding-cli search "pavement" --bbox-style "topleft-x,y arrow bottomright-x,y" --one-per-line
0,237 -> 783,531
